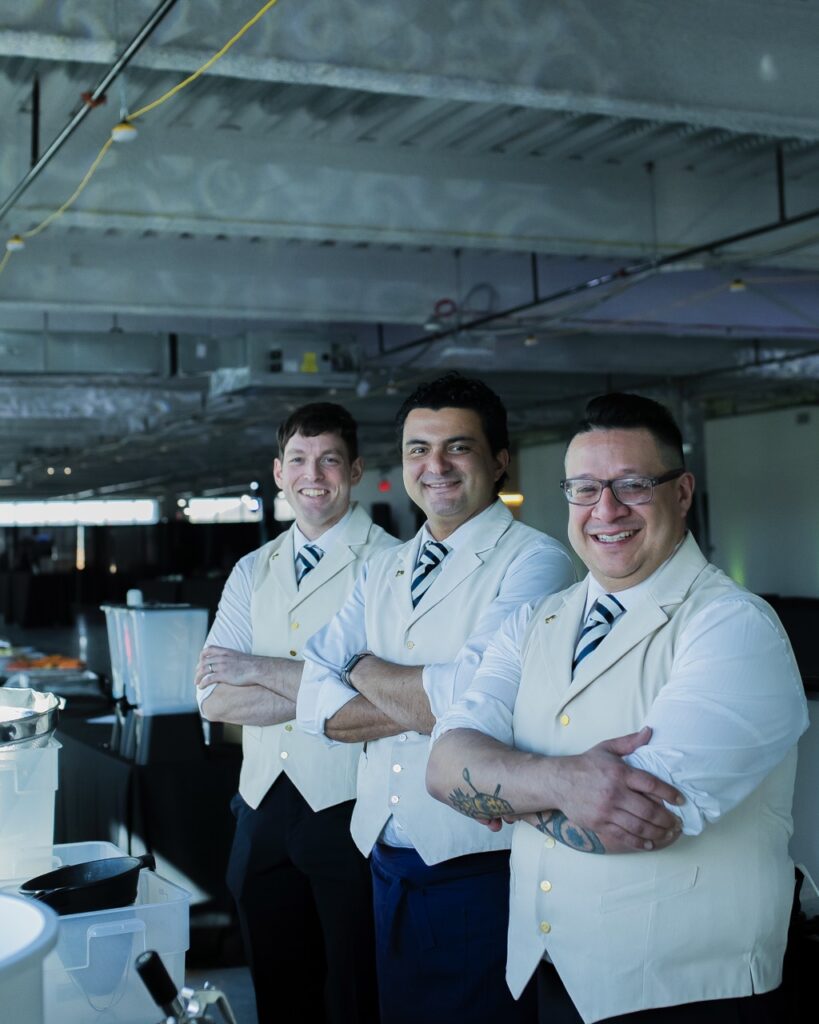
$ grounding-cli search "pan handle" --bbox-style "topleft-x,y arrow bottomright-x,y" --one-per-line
136,853 -> 156,872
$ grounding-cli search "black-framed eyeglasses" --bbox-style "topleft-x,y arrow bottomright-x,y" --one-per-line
560,468 -> 685,506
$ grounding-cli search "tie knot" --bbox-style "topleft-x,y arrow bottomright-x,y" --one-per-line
587,593 -> 625,627
419,540 -> 449,566
296,542 -> 324,584
572,593 -> 625,673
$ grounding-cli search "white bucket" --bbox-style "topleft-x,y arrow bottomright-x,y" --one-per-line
0,892 -> 59,1024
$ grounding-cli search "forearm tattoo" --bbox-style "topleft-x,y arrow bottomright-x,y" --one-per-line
535,811 -> 605,854
448,768 -> 515,819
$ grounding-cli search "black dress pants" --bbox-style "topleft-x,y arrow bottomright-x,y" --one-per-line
227,775 -> 379,1024
537,962 -> 787,1024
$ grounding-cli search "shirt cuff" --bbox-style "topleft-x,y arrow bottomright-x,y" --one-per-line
296,667 -> 359,742
623,749 -> 713,835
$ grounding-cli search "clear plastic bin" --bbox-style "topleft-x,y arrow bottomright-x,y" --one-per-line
100,606 -> 133,703
0,739 -> 59,879
128,605 -> 207,715
8,841 -> 190,1024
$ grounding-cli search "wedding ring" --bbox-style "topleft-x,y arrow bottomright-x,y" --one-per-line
208,661 -> 214,674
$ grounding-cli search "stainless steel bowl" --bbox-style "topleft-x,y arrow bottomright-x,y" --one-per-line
0,689 -> 62,747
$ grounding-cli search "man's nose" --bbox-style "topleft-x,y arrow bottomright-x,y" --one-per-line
304,459 -> 324,479
426,448 -> 452,474
592,483 -> 629,518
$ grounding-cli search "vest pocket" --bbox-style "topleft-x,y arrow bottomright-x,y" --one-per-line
599,866 -> 698,913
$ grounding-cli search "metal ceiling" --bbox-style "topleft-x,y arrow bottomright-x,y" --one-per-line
0,0 -> 817,499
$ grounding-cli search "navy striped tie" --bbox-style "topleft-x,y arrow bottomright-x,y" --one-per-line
295,543 -> 324,586
411,540 -> 449,608
572,594 -> 625,673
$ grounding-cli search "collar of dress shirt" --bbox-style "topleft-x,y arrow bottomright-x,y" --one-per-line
419,498 -> 500,554
583,533 -> 688,618
292,503 -> 354,557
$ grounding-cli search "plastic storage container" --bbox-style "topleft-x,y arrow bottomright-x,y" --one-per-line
100,605 -> 134,703
128,605 -> 207,715
8,841 -> 190,1024
0,738 -> 60,879
0,892 -> 59,1024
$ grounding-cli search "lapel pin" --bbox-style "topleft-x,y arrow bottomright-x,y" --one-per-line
544,614 -> 557,624
395,569 -> 405,577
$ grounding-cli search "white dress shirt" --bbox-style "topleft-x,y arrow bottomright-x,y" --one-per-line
299,502 -> 577,732
434,558 -> 809,836
197,507 -> 354,707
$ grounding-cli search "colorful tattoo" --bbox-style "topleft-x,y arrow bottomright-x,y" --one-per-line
448,768 -> 515,819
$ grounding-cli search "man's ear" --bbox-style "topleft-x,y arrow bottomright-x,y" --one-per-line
350,457 -> 364,486
494,448 -> 511,482
272,458 -> 283,489
678,471 -> 696,517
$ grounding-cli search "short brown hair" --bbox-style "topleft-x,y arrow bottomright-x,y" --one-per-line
277,402 -> 359,462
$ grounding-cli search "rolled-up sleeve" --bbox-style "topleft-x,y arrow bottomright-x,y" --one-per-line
197,553 -> 255,710
297,567 -> 370,739
422,541 -> 575,720
624,595 -> 809,835
431,602 -> 535,746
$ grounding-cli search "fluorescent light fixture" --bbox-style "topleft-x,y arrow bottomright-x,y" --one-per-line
186,496 -> 263,524
499,492 -> 525,508
0,499 -> 159,526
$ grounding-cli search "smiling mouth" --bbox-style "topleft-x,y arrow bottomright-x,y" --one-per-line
591,530 -> 638,543
300,488 -> 329,497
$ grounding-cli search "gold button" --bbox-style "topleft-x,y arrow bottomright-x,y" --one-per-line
540,880 -> 552,893
406,640 -> 415,650
291,621 -> 299,630
544,837 -> 556,848
392,764 -> 402,773
280,751 -> 288,760
559,714 -> 570,726
284,724 -> 293,732
289,649 -> 297,657
539,921 -> 551,934
390,795 -> 400,805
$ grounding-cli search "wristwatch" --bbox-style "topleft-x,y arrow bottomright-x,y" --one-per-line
341,650 -> 373,687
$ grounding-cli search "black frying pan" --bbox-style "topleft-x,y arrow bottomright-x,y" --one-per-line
19,853 -> 156,915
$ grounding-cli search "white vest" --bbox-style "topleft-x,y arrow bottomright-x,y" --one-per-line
241,504 -> 395,811
506,535 -> 799,1022
352,501 -> 552,864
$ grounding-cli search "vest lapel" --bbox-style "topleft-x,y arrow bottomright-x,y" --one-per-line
541,583 -> 588,694
558,533 -> 709,709
386,541 -> 416,620
292,539 -> 354,609
268,529 -> 298,604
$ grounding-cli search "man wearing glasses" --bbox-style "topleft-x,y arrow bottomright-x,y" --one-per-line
427,392 -> 808,1023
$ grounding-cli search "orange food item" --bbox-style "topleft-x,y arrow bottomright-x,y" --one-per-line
5,654 -> 85,670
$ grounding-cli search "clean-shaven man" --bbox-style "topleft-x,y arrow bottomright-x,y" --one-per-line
297,374 -> 576,1024
427,392 -> 808,1024
197,402 -> 396,1024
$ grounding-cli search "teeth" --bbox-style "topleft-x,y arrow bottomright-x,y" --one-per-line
596,531 -> 634,543
302,489 -> 327,497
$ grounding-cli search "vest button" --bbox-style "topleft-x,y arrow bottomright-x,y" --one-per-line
398,734 -> 407,742
559,714 -> 570,726
539,921 -> 551,934
289,649 -> 297,657
540,880 -> 552,893
392,764 -> 402,773
280,751 -> 288,760
406,640 -> 415,650
544,837 -> 556,848
291,621 -> 299,630
390,795 -> 400,805
284,724 -> 293,732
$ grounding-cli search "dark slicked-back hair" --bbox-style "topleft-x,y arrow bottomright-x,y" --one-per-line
574,393 -> 685,469
277,402 -> 359,462
395,372 -> 510,492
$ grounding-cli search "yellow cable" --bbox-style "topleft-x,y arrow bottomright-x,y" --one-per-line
129,0 -> 280,121
1,0 -> 280,271
22,136 -> 115,240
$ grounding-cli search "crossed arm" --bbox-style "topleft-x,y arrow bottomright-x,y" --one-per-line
426,726 -> 684,855
196,645 -> 303,726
